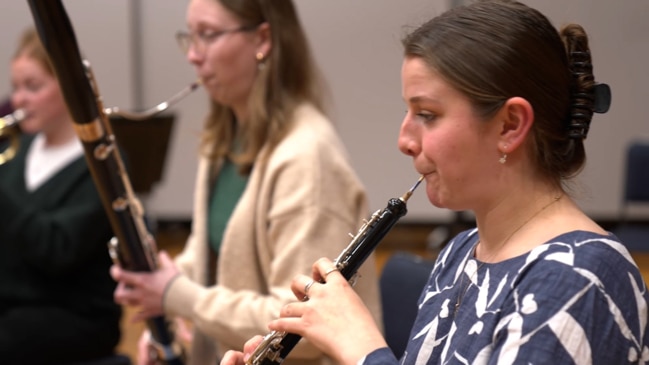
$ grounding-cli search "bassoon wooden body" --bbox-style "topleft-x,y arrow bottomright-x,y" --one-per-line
26,1 -> 184,364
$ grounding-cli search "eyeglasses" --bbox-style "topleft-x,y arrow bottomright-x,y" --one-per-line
176,25 -> 257,55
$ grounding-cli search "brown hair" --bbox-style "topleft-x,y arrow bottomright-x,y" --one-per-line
402,0 -> 599,184
13,27 -> 54,77
201,0 -> 326,174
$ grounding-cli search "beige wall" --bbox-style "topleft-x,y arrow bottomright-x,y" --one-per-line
1,1 -> 648,222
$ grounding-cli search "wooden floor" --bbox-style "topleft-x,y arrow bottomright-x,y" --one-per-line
115,222 -> 649,361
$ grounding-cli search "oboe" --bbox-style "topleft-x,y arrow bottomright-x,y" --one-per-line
26,1 -> 186,364
246,176 -> 424,365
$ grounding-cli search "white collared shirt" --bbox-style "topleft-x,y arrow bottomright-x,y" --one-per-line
25,133 -> 83,192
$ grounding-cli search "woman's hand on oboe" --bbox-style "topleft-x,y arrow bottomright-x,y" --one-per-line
268,258 -> 388,365
110,250 -> 180,322
220,335 -> 264,365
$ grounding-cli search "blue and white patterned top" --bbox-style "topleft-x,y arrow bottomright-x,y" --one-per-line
364,229 -> 649,365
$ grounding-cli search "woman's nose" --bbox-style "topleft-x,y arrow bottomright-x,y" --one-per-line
10,89 -> 26,110
186,44 -> 204,65
398,117 -> 420,157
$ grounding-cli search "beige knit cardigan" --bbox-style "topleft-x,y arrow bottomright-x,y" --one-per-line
165,104 -> 383,365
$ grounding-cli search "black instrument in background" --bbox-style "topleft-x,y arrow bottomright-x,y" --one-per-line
26,1 -> 184,364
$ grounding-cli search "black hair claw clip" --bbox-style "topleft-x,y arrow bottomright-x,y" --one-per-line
593,83 -> 611,114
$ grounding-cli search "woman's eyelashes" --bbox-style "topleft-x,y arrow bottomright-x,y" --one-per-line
404,108 -> 437,126
415,110 -> 437,124
417,112 -> 437,123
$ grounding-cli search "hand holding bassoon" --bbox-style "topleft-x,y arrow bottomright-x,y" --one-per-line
111,250 -> 180,322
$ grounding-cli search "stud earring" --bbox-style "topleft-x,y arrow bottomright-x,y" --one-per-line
256,52 -> 266,70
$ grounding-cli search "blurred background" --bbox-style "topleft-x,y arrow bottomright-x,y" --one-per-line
2,1 -> 649,361
2,0 -> 647,226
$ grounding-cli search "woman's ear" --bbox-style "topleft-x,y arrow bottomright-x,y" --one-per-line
255,22 -> 272,59
497,97 -> 534,154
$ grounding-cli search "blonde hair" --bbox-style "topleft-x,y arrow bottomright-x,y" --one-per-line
200,0 -> 327,174
13,27 -> 54,77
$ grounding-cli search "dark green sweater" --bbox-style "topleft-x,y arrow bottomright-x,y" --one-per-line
0,134 -> 121,363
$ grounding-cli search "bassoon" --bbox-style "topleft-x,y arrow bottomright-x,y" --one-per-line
26,1 -> 185,364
